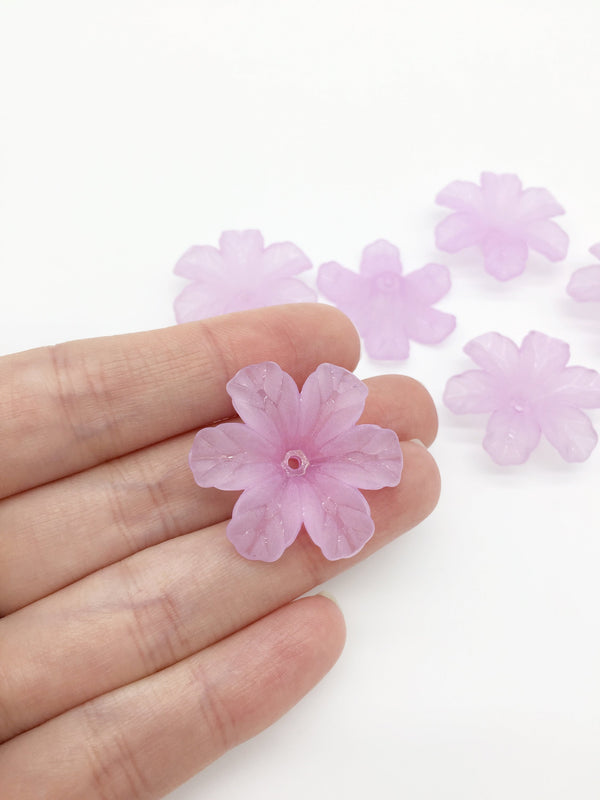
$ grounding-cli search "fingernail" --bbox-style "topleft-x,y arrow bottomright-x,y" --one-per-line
317,591 -> 340,608
410,438 -> 426,448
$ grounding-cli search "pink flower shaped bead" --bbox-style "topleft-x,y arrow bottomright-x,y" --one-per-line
317,239 -> 455,360
189,362 -> 403,561
444,331 -> 600,465
567,243 -> 600,303
435,172 -> 569,281
173,230 -> 316,323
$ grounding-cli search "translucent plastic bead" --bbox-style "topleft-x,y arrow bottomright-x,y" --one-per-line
189,362 -> 403,561
174,229 -> 316,322
444,331 -> 600,465
317,239 -> 455,360
435,172 -> 569,280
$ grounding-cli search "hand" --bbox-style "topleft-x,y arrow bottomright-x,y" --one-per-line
0,304 -> 440,800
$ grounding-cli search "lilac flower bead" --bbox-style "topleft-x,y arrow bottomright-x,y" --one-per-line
444,331 -> 600,465
174,230 -> 316,322
189,362 -> 403,561
435,173 -> 569,281
317,239 -> 455,360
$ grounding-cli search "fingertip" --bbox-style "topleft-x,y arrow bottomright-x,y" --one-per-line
362,374 -> 439,447
294,593 -> 347,665
363,440 -> 441,553
246,303 -> 361,383
404,376 -> 439,445
400,440 -> 442,520
301,303 -> 361,373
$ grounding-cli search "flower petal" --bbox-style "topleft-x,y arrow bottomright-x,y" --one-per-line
173,282 -> 229,323
519,331 -> 570,382
443,370 -> 500,414
539,405 -> 598,462
219,230 -> 264,269
317,424 -> 403,489
567,265 -> 600,302
254,276 -> 317,305
301,474 -> 374,560
359,239 -> 403,277
544,366 -> 600,408
317,261 -> 366,312
189,422 -> 275,490
173,245 -> 225,281
403,306 -> 456,345
589,242 -> 600,261
483,409 -> 541,465
227,362 -> 300,446
403,262 -> 451,304
481,234 -> 528,280
260,242 -> 313,278
227,478 -> 303,561
524,219 -> 569,261
480,172 -> 523,207
464,333 -> 520,378
435,180 -> 482,212
435,212 -> 483,253
299,363 -> 367,448
363,321 -> 410,360
318,263 -> 408,359
516,187 -> 565,222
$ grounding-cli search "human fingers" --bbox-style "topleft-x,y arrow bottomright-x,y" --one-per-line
0,596 -> 345,800
0,304 -> 359,499
0,375 -> 437,613
362,374 -> 438,446
0,443 -> 438,742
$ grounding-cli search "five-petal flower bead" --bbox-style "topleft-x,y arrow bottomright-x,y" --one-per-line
189,362 -> 403,561
174,229 -> 316,323
317,239 -> 455,360
444,331 -> 600,465
435,172 -> 569,281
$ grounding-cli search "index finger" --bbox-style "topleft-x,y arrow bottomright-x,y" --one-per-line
0,304 -> 359,499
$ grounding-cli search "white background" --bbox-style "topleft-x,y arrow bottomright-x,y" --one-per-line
1,1 -> 599,798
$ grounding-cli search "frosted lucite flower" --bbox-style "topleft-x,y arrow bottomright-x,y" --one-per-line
189,362 -> 403,561
444,331 -> 600,465
435,172 -> 569,281
173,230 -> 316,323
317,239 -> 455,360
567,243 -> 600,303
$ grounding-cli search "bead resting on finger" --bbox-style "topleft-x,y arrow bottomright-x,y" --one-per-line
173,229 -> 317,322
189,362 -> 404,561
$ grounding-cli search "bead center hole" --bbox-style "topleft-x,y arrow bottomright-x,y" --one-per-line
375,272 -> 402,292
282,449 -> 309,477
509,397 -> 529,414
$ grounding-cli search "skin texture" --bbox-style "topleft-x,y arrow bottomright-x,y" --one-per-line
0,304 -> 441,800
